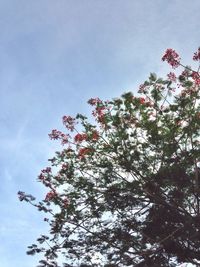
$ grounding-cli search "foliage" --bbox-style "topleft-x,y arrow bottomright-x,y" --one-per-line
19,48 -> 200,267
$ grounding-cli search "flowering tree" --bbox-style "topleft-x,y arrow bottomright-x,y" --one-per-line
19,48 -> 200,267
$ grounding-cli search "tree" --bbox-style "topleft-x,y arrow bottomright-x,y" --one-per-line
19,48 -> 200,267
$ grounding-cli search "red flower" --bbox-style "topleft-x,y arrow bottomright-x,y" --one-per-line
91,131 -> 99,141
93,106 -> 106,117
139,97 -> 145,104
78,147 -> 92,159
162,49 -> 180,68
92,105 -> 107,125
74,133 -> 87,143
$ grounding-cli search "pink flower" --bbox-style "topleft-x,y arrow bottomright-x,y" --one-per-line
193,48 -> 200,61
167,72 -> 177,82
49,129 -> 62,140
192,71 -> 200,85
92,105 -> 107,125
62,116 -> 76,131
61,134 -> 69,145
49,129 -> 69,145
88,97 -> 102,106
45,190 -> 57,201
162,49 -> 181,68
92,106 -> 106,117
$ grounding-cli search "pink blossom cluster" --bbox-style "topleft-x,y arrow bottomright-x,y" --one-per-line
38,167 -> 52,185
62,115 -> 76,131
193,48 -> 200,61
88,97 -> 102,106
45,190 -> 57,201
162,49 -> 181,68
180,87 -> 198,97
49,129 -> 69,145
192,71 -> 200,85
88,98 -> 108,124
92,105 -> 106,122
167,72 -> 177,82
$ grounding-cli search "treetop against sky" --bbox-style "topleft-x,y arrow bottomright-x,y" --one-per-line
19,47 -> 200,266
1,1 -> 200,267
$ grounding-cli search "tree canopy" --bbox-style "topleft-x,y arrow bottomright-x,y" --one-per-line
19,48 -> 200,267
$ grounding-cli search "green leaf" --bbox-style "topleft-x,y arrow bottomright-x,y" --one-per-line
149,72 -> 157,81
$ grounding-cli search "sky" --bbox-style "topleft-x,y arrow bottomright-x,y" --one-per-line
0,0 -> 200,266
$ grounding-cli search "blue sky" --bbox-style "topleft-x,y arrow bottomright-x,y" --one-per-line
0,1 -> 200,266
